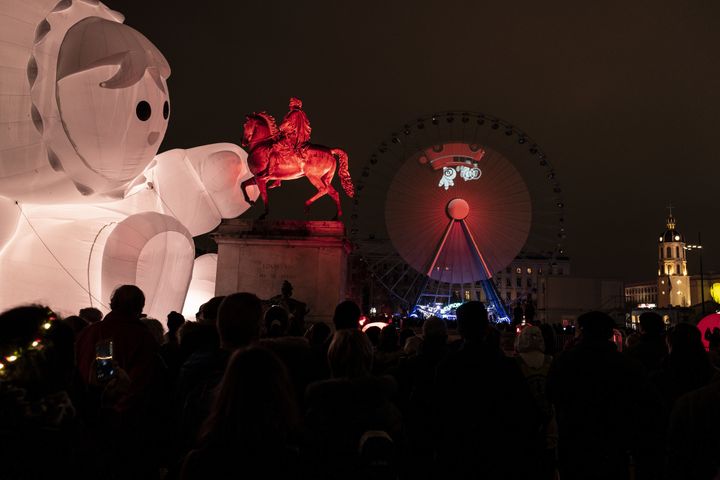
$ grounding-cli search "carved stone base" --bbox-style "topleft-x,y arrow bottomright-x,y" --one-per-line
213,219 -> 351,324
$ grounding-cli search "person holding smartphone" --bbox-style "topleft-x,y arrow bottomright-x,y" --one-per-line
76,285 -> 164,414
75,285 -> 167,478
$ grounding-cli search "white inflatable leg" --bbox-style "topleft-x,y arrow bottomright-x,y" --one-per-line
181,253 -> 218,320
101,211 -> 194,320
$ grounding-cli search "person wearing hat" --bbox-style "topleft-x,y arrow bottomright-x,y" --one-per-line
278,97 -> 312,158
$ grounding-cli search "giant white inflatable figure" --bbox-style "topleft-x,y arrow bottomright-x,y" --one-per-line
0,0 -> 256,318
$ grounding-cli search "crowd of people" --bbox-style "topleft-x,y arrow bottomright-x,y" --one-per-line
0,285 -> 719,479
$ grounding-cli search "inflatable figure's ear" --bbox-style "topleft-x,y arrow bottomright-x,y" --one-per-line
57,17 -> 170,88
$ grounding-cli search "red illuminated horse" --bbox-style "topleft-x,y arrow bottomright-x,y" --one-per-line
240,112 -> 354,219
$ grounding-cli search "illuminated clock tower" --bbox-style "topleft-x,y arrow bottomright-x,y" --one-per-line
657,210 -> 691,307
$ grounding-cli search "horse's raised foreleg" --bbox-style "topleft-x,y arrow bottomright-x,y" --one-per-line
303,175 -> 328,216
240,176 -> 257,205
256,177 -> 270,220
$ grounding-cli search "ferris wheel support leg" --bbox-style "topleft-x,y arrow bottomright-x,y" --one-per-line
460,219 -> 510,323
425,218 -> 455,276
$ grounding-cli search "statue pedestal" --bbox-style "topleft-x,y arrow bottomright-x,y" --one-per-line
213,219 -> 351,324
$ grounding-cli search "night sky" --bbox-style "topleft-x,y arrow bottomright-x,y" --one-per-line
103,0 -> 720,282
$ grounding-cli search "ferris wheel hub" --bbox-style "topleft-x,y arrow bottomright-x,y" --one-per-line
446,198 -> 470,220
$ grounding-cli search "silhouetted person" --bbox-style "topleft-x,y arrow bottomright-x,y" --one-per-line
392,317 -> 449,479
539,322 -> 557,356
75,285 -> 167,478
62,314 -> 89,335
435,301 -> 541,479
166,311 -> 185,344
626,311 -> 667,373
179,297 -> 224,364
306,321 -> 331,347
141,317 -> 164,345
216,292 -> 263,349
161,311 -> 185,381
180,347 -> 300,479
305,321 -> 332,381
515,326 -> 556,479
365,325 -> 381,348
305,329 -> 402,480
0,306 -> 96,479
706,327 -> 720,369
78,307 -> 103,324
666,375 -> 720,479
403,335 -> 422,356
264,304 -> 290,338
374,326 -> 402,374
652,322 -> 717,411
547,311 -> 661,480
76,285 -> 162,413
333,300 -> 361,330
398,327 -> 415,350
173,293 -> 263,477
269,280 -> 308,336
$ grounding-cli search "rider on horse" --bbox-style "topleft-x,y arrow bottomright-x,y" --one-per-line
278,97 -> 311,158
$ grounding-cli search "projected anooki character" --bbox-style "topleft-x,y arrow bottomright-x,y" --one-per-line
0,1 -> 256,319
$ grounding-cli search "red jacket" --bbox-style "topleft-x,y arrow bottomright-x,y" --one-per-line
76,311 -> 162,412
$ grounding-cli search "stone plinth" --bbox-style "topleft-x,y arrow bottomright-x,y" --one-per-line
213,219 -> 351,323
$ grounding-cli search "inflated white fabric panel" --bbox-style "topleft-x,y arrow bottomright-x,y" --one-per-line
182,253 -> 218,320
0,1 -> 255,318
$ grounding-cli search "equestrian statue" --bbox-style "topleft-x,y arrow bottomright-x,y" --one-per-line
240,98 -> 354,219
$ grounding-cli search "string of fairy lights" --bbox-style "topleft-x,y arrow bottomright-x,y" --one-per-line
0,308 -> 57,378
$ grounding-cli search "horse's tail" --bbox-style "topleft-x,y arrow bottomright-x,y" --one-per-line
332,148 -> 354,198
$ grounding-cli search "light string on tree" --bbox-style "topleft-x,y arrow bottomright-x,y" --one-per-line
0,307 -> 58,378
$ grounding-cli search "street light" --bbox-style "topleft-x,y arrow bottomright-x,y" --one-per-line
684,234 -> 705,316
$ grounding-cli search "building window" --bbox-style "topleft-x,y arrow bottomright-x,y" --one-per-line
538,267 -> 543,275
677,264 -> 681,275
506,278 -> 511,287
515,267 -> 522,274
527,267 -> 532,275
516,277 -> 522,287
527,278 -> 532,288
676,246 -> 679,257
464,290 -> 471,301
558,267 -> 564,275
666,246 -> 671,258
505,292 -> 511,302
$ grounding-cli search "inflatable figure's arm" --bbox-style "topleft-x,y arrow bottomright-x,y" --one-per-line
0,197 -> 20,253
149,143 -> 257,236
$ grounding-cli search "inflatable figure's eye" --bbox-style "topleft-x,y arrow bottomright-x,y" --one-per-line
163,101 -> 169,120
136,101 -> 151,121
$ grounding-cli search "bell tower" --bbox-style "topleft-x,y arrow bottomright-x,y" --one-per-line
657,208 -> 691,307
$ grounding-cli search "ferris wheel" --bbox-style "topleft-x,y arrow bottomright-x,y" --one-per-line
350,111 -> 566,320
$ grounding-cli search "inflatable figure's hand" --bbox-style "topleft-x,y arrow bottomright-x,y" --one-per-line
149,143 -> 257,236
